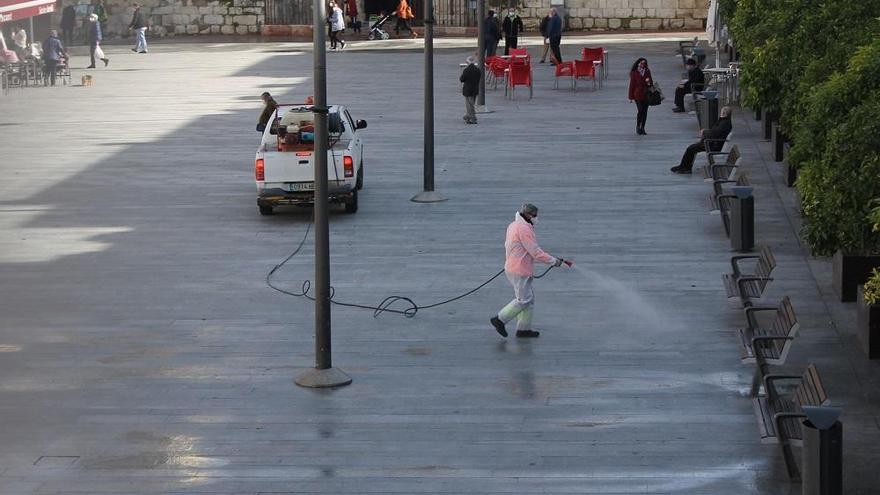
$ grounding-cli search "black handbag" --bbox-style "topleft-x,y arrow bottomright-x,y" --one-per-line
646,84 -> 664,106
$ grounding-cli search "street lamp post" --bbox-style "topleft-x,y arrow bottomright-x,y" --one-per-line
476,0 -> 485,108
295,0 -> 352,389
411,0 -> 447,203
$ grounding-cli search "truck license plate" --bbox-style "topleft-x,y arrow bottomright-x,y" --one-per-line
288,182 -> 315,192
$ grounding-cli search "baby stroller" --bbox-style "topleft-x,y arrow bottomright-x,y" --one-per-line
368,12 -> 393,40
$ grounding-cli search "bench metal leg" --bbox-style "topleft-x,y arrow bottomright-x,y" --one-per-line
782,441 -> 801,481
750,368 -> 762,397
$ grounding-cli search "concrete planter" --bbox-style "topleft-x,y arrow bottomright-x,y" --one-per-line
833,251 -> 880,302
761,108 -> 778,141
785,162 -> 797,187
772,123 -> 788,162
857,285 -> 880,359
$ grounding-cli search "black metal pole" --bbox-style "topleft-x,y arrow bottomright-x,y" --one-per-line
424,0 -> 434,192
410,0 -> 446,203
477,0 -> 485,107
295,0 -> 351,388
313,0 -> 331,372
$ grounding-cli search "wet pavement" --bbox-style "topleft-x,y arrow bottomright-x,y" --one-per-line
0,33 -> 878,494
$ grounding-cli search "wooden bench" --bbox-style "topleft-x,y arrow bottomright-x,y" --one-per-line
700,144 -> 741,181
722,245 -> 775,307
707,174 -> 750,236
739,296 -> 800,395
752,363 -> 828,481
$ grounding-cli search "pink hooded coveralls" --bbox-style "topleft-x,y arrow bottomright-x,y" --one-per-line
497,212 -> 558,332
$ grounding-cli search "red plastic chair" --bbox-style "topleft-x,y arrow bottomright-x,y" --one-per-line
553,61 -> 574,90
506,60 -> 532,99
581,47 -> 605,85
485,56 -> 508,89
573,59 -> 597,91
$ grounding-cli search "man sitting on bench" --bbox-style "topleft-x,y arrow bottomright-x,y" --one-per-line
672,58 -> 705,113
671,106 -> 733,174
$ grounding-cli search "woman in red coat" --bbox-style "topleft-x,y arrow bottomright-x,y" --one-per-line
628,57 -> 653,135
345,0 -> 359,32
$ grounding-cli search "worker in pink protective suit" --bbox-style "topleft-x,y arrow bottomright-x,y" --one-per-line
490,203 -> 568,338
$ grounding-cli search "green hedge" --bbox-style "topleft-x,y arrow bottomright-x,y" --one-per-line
729,1 -> 880,256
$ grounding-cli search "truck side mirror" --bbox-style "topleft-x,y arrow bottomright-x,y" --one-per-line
355,119 -> 368,130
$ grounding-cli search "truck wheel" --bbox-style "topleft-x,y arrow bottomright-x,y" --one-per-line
259,204 -> 274,216
344,190 -> 359,214
356,165 -> 364,190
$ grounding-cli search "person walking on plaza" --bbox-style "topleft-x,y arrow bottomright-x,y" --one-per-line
460,55 -> 480,124
129,3 -> 148,53
86,14 -> 109,68
93,0 -> 109,35
60,5 -> 76,46
328,1 -> 346,51
256,92 -> 278,132
490,204 -> 569,339
672,58 -> 705,112
395,0 -> 416,38
628,57 -> 654,135
345,0 -> 360,33
41,30 -> 66,86
502,8 -> 523,56
671,106 -> 733,174
538,11 -> 551,63
547,7 -> 563,64
483,10 -> 500,57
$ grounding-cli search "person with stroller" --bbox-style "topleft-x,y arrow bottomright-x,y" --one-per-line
41,30 -> 67,86
327,1 -> 346,51
86,13 -> 110,68
395,0 -> 416,38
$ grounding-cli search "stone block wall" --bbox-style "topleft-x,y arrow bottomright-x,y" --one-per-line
56,0 -> 264,38
505,0 -> 707,31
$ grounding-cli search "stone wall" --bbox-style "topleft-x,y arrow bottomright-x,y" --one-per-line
56,0 -> 264,38
515,0 -> 708,31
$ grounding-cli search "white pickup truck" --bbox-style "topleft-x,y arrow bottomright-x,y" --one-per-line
254,104 -> 367,215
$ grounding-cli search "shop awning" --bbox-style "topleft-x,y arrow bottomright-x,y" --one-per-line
0,0 -> 56,23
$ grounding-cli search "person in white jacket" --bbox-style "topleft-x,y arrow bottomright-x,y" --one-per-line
490,204 -> 569,339
328,2 -> 346,51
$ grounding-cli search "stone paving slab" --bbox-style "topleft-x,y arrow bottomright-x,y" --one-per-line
0,33 -> 878,494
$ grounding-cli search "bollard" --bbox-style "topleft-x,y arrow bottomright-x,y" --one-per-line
802,406 -> 843,495
730,187 -> 754,252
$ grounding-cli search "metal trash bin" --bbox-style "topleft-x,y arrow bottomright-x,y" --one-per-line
730,187 -> 754,252
802,406 -> 843,495
696,92 -> 719,131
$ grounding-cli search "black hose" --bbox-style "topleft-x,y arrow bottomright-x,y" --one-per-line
265,222 -> 556,318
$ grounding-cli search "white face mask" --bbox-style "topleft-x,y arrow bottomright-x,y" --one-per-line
530,216 -> 538,225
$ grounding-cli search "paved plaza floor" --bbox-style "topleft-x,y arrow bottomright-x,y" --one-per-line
0,33 -> 878,494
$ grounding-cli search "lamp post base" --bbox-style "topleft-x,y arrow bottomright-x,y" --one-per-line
295,367 -> 352,388
410,190 -> 448,203
476,104 -> 494,114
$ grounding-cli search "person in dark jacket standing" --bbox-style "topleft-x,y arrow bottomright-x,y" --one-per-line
483,10 -> 501,57
86,13 -> 109,68
256,92 -> 278,132
41,30 -> 66,86
671,106 -> 733,174
628,57 -> 653,135
60,5 -> 76,46
460,56 -> 481,124
547,7 -> 562,64
672,58 -> 705,112
129,3 -> 148,53
502,8 -> 523,56
538,11 -> 551,63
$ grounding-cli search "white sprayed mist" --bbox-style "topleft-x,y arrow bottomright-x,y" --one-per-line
570,264 -> 682,332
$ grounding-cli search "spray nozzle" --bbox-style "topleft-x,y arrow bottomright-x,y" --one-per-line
563,260 -> 573,267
